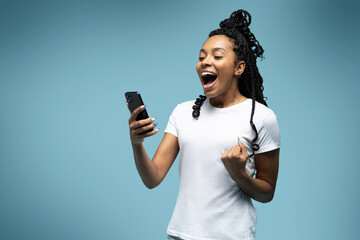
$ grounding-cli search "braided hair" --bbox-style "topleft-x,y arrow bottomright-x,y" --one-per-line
192,9 -> 267,153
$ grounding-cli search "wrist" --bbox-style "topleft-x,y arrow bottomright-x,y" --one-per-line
233,169 -> 251,183
130,134 -> 144,146
131,141 -> 143,148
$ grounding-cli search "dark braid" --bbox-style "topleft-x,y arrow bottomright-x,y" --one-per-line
192,95 -> 207,119
191,9 -> 267,154
249,53 -> 260,151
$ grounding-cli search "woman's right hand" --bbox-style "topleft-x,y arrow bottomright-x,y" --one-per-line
127,103 -> 159,145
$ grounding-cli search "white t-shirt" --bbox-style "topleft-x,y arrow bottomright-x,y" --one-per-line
165,98 -> 280,240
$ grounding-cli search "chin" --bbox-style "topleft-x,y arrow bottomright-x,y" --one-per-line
203,87 -> 222,97
203,91 -> 217,99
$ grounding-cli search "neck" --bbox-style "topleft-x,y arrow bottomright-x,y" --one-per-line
209,90 -> 247,108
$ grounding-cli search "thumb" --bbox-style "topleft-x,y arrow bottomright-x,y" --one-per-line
237,137 -> 242,152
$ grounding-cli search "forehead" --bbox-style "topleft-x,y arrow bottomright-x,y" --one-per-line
201,35 -> 234,51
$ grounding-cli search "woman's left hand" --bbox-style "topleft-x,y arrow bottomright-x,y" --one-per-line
221,140 -> 249,181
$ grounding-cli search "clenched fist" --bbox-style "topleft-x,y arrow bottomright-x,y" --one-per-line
221,140 -> 249,181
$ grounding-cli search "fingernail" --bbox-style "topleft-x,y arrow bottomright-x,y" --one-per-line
155,128 -> 160,132
154,123 -> 158,127
238,137 -> 240,141
151,118 -> 156,121
144,105 -> 146,108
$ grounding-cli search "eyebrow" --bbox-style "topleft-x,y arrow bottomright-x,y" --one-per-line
200,47 -> 226,53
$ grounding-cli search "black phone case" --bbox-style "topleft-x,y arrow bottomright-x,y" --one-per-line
125,92 -> 152,127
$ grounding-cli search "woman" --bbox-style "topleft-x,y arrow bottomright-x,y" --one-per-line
127,9 -> 280,240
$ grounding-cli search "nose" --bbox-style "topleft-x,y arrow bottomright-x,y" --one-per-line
201,56 -> 212,68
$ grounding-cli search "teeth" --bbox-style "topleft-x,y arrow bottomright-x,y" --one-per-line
201,72 -> 216,76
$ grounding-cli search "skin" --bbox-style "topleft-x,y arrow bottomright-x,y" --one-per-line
127,35 -> 279,203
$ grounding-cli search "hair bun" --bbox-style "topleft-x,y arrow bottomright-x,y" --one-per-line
219,9 -> 264,59
219,9 -> 251,30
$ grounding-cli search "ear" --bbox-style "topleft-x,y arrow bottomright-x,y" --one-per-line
235,60 -> 245,77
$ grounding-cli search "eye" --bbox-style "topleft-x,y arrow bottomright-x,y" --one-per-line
198,57 -> 205,61
214,56 -> 223,59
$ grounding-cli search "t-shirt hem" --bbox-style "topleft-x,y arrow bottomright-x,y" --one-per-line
167,228 -> 213,240
167,228 -> 254,240
164,129 -> 178,138
255,143 -> 280,154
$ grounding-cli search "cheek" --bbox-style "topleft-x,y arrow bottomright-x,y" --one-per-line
196,63 -> 202,78
218,63 -> 235,78
196,62 -> 201,72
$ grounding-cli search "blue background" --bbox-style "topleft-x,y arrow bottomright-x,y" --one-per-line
1,0 -> 359,239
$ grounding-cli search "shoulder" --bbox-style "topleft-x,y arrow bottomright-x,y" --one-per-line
167,100 -> 196,121
172,99 -> 196,113
166,100 -> 196,130
252,101 -> 281,152
254,101 -> 278,125
252,102 -> 280,139
179,99 -> 196,107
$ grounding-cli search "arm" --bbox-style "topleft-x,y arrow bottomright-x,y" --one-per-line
221,141 -> 279,203
131,133 -> 179,189
128,104 -> 179,189
235,149 -> 279,203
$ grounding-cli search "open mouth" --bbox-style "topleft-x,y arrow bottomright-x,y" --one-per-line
201,72 -> 218,89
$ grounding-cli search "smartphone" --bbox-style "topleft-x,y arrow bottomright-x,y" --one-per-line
125,91 -> 154,133
125,91 -> 150,121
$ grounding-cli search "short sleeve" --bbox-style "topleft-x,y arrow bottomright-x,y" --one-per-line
255,110 -> 281,154
164,104 -> 180,137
